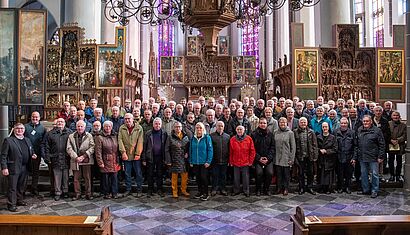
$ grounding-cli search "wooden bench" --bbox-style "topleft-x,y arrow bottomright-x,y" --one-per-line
291,206 -> 410,235
0,206 -> 113,235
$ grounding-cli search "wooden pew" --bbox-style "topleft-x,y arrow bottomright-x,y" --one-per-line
0,206 -> 113,235
291,206 -> 410,235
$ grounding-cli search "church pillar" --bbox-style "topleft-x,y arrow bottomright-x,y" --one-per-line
275,2 -> 290,62
298,6 -> 315,46
100,2 -> 117,44
318,0 -> 352,46
265,14 -> 274,73
65,0 -> 101,41
126,16 -> 140,63
0,106 -> 8,194
404,0 -> 410,190
1,0 -> 8,7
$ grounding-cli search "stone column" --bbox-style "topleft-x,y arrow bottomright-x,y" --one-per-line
1,0 -> 8,7
298,6 -> 315,46
265,14 -> 274,73
100,1 -> 117,44
0,106 -> 8,194
126,16 -> 140,63
404,0 -> 410,190
318,0 -> 351,46
276,2 -> 289,62
65,0 -> 101,41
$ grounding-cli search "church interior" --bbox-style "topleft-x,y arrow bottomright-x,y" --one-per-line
0,0 -> 410,234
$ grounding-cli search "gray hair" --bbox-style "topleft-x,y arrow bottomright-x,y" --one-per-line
103,120 -> 113,127
153,117 -> 162,124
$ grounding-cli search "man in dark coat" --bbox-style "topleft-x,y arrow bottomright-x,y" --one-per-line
372,106 -> 391,178
251,117 -> 275,196
353,115 -> 385,198
44,118 -> 72,201
141,117 -> 168,197
1,123 -> 36,212
334,117 -> 355,194
24,111 -> 46,196
228,108 -> 252,136
294,117 -> 318,195
210,121 -> 230,196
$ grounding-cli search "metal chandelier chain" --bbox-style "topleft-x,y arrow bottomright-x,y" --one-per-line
101,0 -> 321,27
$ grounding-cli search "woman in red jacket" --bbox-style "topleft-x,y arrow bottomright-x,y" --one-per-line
229,125 -> 256,197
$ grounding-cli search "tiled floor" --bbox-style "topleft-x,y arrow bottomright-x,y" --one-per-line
1,188 -> 410,235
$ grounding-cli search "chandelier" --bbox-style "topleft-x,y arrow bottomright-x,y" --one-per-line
101,0 -> 320,55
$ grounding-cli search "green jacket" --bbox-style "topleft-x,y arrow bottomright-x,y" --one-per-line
118,123 -> 144,160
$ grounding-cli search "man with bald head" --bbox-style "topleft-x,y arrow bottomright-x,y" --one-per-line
24,111 -> 46,196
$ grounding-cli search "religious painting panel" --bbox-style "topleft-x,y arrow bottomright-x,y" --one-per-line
185,57 -> 231,84
294,48 -> 318,85
0,9 -> 16,105
377,49 -> 404,85
160,70 -> 172,84
18,10 -> 46,105
79,44 -> 97,89
97,27 -> 126,89
45,110 -> 59,121
187,36 -> 198,56
232,56 -> 243,70
233,70 -> 244,84
161,56 -> 172,70
62,92 -> 78,105
59,26 -> 81,88
244,56 -> 256,69
217,36 -> 229,56
46,92 -> 61,108
172,56 -> 184,70
46,45 -> 60,89
172,70 -> 184,83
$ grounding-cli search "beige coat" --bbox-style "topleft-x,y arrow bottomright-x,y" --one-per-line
66,132 -> 95,171
118,123 -> 144,160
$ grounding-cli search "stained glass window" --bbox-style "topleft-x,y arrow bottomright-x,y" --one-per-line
354,0 -> 365,46
372,0 -> 384,47
158,0 -> 175,73
241,23 -> 260,76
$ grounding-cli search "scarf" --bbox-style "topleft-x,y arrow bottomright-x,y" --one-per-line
235,133 -> 246,141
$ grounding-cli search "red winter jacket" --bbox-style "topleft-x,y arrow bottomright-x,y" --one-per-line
229,135 -> 256,167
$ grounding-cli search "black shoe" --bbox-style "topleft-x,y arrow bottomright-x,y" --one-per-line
63,193 -> 69,199
265,191 -> 272,196
337,189 -> 343,194
31,190 -> 39,196
210,190 -> 217,196
306,189 -> 316,195
388,176 -> 395,182
298,189 -> 305,195
103,194 -> 112,199
113,194 -> 119,199
371,192 -> 378,198
123,191 -> 131,197
72,195 -> 81,201
231,192 -> 241,196
194,193 -> 203,199
54,195 -> 61,201
345,188 -> 352,194
357,191 -> 371,195
220,190 -> 228,196
200,194 -> 210,201
255,191 -> 261,196
86,195 -> 94,200
134,192 -> 143,198
244,193 -> 250,197
8,206 -> 17,212
326,191 -> 331,194
17,201 -> 28,206
396,176 -> 402,182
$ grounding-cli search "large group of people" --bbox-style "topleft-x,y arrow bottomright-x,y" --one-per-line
0,95 -> 406,212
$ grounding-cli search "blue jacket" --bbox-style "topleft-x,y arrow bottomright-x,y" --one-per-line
311,116 -> 332,135
189,134 -> 213,165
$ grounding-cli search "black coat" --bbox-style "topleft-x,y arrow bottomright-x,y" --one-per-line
372,116 -> 391,152
141,129 -> 168,163
317,134 -> 338,170
1,136 -> 34,175
354,126 -> 385,162
294,127 -> 318,162
228,117 -> 252,136
165,131 -> 190,173
250,128 -> 275,165
334,128 -> 355,163
210,131 -> 230,164
43,127 -> 72,169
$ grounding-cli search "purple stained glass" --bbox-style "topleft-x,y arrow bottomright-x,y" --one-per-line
158,19 -> 175,73
241,22 -> 260,76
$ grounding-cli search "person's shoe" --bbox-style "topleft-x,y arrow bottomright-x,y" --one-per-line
326,191 -> 331,194
17,201 -> 28,206
371,192 -> 378,198
86,195 -> 94,200
194,193 -> 203,199
337,189 -> 343,194
158,190 -> 165,197
298,188 -> 305,195
283,190 -> 288,196
306,189 -> 316,195
357,191 -> 371,195
231,192 -> 241,196
276,189 -> 283,195
210,190 -> 217,196
345,188 -> 352,194
397,176 -> 402,182
255,191 -> 261,196
103,194 -> 112,199
123,191 -> 131,197
72,195 -> 81,201
181,191 -> 190,197
380,177 -> 386,183
200,194 -> 210,201
54,195 -> 61,201
220,190 -> 228,196
264,191 -> 272,196
113,194 -> 119,199
63,193 -> 69,199
244,192 -> 250,197
388,176 -> 395,182
8,206 -> 17,212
